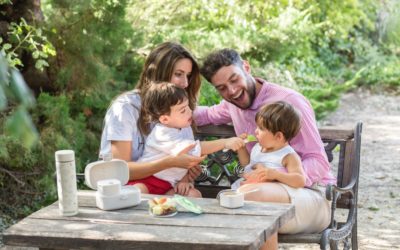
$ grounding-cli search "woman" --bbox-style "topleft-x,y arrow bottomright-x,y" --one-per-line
99,42 -> 205,192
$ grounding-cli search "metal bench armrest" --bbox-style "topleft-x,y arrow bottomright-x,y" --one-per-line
321,182 -> 357,249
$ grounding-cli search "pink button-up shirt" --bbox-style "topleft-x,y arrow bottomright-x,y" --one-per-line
194,78 -> 336,187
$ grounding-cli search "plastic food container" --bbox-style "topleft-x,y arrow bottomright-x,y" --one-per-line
84,158 -> 141,210
217,189 -> 244,208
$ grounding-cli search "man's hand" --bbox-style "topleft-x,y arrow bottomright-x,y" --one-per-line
174,181 -> 194,196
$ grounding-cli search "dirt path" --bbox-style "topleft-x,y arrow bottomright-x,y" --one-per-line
282,88 -> 400,249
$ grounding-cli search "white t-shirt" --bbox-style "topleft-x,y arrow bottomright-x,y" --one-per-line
138,123 -> 201,186
99,91 -> 145,161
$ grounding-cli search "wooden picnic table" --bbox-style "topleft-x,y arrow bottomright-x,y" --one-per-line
3,190 -> 294,250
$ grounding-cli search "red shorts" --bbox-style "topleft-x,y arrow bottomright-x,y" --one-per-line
127,175 -> 172,195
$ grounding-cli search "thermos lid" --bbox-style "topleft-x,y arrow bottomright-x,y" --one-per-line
84,159 -> 129,190
55,150 -> 75,162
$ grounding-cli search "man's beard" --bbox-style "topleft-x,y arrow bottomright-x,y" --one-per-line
232,76 -> 257,109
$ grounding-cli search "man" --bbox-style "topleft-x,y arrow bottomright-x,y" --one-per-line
194,49 -> 336,248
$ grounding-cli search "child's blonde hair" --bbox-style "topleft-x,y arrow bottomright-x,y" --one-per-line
255,101 -> 301,141
138,82 -> 188,135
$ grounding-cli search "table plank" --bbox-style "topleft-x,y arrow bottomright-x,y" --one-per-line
4,218 -> 265,250
3,190 -> 295,250
30,203 -> 280,231
78,190 -> 294,227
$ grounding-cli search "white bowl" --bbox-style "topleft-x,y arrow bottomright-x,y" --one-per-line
217,189 -> 244,208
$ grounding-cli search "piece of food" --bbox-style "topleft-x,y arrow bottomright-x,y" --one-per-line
148,197 -> 177,216
245,134 -> 257,143
173,195 -> 202,214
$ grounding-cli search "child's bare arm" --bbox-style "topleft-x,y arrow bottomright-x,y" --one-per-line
179,173 -> 191,183
237,147 -> 250,166
275,153 -> 306,188
200,137 -> 244,155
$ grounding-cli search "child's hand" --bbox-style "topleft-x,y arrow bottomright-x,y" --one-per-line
187,165 -> 202,182
224,137 -> 245,151
242,164 -> 276,183
241,171 -> 260,185
174,181 -> 194,196
251,163 -> 277,182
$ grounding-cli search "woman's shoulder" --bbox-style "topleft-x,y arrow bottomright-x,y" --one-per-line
115,90 -> 141,105
106,91 -> 141,120
111,91 -> 141,110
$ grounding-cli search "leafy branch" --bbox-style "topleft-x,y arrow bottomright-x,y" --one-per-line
0,52 -> 38,148
1,18 -> 56,70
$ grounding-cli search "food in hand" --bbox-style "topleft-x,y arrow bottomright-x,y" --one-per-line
148,197 -> 177,216
245,134 -> 257,143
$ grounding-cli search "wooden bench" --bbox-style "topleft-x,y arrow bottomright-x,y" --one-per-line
194,122 -> 363,250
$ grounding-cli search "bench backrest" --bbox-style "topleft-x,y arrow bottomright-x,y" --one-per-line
319,123 -> 362,209
194,123 -> 363,210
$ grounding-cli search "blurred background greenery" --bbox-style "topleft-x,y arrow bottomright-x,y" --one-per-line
0,0 -> 399,227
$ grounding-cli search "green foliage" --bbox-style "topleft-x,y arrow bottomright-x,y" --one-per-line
0,1 -> 139,221
198,81 -> 220,106
377,0 -> 400,48
42,0 -> 135,90
37,1 -> 140,176
0,18 -> 56,70
0,53 -> 38,148
0,131 -> 49,221
34,93 -> 99,172
5,106 -> 38,147
127,0 -> 399,116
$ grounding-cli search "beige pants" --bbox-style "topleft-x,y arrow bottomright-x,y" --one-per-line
277,183 -> 331,234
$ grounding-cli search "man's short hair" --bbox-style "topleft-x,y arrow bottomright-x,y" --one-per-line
200,49 -> 243,83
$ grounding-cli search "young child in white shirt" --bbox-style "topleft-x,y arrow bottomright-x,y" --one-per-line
131,82 -> 244,197
232,101 -> 306,189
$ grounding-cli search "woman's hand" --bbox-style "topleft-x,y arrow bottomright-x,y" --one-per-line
172,144 -> 206,169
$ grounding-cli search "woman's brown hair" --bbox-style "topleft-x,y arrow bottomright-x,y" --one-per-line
138,82 -> 188,135
255,101 -> 301,141
136,42 -> 200,111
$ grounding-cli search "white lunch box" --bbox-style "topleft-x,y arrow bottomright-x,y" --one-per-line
84,158 -> 141,210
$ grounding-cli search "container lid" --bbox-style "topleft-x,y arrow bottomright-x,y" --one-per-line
55,150 -> 75,162
84,159 -> 129,190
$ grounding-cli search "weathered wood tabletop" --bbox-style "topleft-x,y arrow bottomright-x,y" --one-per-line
3,191 -> 294,250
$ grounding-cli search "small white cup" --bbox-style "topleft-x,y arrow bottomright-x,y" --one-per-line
217,189 -> 244,208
